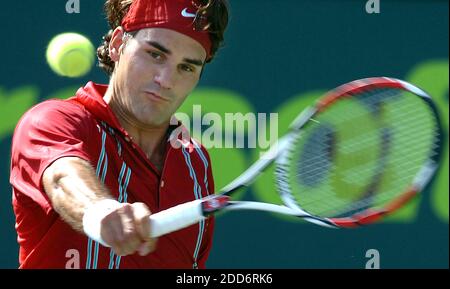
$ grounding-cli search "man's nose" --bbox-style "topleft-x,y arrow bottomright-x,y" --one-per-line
153,67 -> 175,90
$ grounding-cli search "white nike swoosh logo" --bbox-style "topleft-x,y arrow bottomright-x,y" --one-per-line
181,8 -> 196,18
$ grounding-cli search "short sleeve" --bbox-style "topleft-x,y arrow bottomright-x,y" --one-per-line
10,100 -> 95,214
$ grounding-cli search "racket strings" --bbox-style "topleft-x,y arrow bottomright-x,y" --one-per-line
296,128 -> 436,179
282,88 -> 441,218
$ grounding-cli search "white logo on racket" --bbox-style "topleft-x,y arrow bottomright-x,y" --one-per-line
181,8 -> 196,18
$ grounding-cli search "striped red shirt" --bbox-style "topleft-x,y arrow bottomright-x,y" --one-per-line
10,82 -> 215,269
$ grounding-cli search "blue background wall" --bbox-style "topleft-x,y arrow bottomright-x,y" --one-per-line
0,0 -> 448,268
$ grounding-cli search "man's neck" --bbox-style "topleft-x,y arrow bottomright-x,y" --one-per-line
104,86 -> 169,170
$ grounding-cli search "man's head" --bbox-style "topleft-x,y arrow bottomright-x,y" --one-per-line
98,0 -> 229,76
97,0 -> 229,127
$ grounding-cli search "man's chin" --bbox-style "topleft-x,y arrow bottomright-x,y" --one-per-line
138,115 -> 171,128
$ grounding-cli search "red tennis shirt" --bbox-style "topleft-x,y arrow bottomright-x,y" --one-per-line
10,82 -> 215,269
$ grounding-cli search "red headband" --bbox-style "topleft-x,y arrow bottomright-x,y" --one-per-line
122,0 -> 212,59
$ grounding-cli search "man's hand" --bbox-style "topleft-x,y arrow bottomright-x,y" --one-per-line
84,200 -> 157,256
102,202 -> 157,256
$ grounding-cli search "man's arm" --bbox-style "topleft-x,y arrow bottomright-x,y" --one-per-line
42,156 -> 156,256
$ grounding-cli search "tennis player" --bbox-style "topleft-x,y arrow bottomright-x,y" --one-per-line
10,0 -> 229,269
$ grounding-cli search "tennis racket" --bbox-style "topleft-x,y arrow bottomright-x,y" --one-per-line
148,77 -> 444,236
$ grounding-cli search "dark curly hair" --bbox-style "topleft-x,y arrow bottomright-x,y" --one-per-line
97,0 -> 229,76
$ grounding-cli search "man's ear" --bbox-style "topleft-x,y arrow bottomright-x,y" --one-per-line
109,27 -> 125,62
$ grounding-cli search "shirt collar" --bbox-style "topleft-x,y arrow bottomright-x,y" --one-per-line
71,81 -> 191,144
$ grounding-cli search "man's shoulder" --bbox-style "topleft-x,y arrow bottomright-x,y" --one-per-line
27,98 -> 86,114
15,98 -> 94,134
20,98 -> 90,123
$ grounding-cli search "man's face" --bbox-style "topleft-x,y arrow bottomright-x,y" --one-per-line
110,28 -> 206,127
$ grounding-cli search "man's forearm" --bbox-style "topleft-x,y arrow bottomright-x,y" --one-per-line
42,157 -> 114,232
42,156 -> 156,256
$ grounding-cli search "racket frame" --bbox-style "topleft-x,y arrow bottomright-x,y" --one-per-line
148,77 -> 445,237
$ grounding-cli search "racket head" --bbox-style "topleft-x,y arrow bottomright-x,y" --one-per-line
276,77 -> 445,228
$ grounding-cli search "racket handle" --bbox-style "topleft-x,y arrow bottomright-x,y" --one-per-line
149,199 -> 206,238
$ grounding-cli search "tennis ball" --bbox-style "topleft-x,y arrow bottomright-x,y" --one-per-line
46,32 -> 95,78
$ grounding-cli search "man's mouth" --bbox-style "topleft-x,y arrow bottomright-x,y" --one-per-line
144,91 -> 169,102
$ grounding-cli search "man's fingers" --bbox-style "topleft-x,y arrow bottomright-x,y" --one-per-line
100,217 -> 121,248
99,204 -> 138,256
100,207 -> 125,244
138,240 -> 157,256
97,202 -> 157,256
131,202 -> 152,240
132,202 -> 157,255
117,204 -> 142,255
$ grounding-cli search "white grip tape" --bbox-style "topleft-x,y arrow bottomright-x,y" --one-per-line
82,199 -> 122,247
149,199 -> 206,238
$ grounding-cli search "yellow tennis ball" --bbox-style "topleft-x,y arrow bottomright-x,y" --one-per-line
46,32 -> 95,78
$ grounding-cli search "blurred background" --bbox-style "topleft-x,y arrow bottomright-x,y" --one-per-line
0,0 -> 448,268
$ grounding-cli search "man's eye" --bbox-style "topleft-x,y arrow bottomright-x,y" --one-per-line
180,64 -> 195,73
148,51 -> 162,60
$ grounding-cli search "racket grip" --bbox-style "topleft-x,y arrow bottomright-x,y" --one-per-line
149,199 -> 206,238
